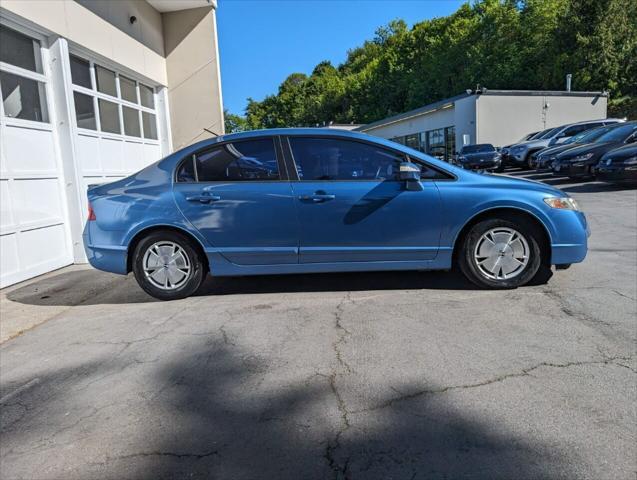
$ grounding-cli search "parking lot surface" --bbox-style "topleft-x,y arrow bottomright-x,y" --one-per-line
1,171 -> 635,480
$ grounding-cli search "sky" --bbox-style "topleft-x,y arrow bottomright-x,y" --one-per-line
217,0 -> 465,114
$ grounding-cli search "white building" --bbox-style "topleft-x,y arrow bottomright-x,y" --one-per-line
0,0 -> 224,288
356,89 -> 608,160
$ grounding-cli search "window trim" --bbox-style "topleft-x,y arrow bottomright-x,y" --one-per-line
282,134 -> 456,182
174,136 -> 288,184
67,49 -> 159,143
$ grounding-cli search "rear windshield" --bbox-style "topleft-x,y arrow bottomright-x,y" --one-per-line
461,144 -> 495,153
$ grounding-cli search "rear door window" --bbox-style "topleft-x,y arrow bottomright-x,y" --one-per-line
177,138 -> 280,182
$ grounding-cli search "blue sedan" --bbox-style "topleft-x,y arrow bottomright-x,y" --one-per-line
83,129 -> 589,300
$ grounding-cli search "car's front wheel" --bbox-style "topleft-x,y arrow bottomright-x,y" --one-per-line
132,230 -> 206,300
458,217 -> 542,289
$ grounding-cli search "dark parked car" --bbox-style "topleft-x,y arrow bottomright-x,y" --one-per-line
531,124 -> 621,170
552,122 -> 637,178
456,144 -> 502,171
83,128 -> 588,300
509,119 -> 624,169
594,144 -> 637,184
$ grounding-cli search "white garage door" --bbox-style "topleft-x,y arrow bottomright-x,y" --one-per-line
0,23 -> 73,288
66,51 -> 163,224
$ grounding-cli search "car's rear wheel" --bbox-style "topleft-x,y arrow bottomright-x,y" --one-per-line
458,218 -> 542,289
132,230 -> 206,300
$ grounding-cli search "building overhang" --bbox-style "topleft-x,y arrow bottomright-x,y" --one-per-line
146,0 -> 215,12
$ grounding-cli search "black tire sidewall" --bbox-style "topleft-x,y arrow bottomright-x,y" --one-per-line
460,218 -> 542,289
132,231 -> 205,300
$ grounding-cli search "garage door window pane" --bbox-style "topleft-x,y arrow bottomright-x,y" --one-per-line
140,84 -> 154,108
0,71 -> 48,122
98,99 -> 120,133
119,75 -> 137,103
0,25 -> 42,73
123,106 -> 141,137
142,112 -> 158,140
73,91 -> 96,130
95,65 -> 117,97
69,55 -> 92,88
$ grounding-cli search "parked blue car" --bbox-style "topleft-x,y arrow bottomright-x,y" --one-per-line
84,129 -> 589,300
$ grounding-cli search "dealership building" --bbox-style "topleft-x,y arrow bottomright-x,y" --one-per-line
356,89 -> 608,161
0,0 -> 224,287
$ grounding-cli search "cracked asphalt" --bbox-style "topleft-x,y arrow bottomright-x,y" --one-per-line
1,171 -> 636,480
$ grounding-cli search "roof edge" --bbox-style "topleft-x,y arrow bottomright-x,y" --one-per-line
356,89 -> 608,132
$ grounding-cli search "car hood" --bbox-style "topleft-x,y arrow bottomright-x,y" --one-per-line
556,141 -> 617,159
469,171 -> 566,196
602,143 -> 637,160
537,143 -> 579,157
512,139 -> 548,149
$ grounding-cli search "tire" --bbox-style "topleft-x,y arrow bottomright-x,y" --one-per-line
458,217 -> 543,289
132,230 -> 206,300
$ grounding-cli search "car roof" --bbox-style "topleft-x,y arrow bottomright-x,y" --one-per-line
160,128 -> 462,175
184,128 -> 421,157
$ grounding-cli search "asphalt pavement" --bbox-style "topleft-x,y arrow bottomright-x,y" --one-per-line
1,170 -> 635,480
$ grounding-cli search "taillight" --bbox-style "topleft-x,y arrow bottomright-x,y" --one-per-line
87,202 -> 96,221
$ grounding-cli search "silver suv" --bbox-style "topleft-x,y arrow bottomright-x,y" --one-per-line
508,118 -> 625,168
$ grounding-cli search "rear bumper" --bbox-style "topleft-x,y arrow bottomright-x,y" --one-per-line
83,224 -> 128,275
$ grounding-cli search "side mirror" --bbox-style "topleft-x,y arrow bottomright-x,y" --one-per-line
399,162 -> 423,191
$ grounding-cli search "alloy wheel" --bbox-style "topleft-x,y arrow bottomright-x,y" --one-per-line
142,241 -> 192,290
474,227 -> 530,280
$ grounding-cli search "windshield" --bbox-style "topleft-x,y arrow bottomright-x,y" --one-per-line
531,128 -> 553,140
539,127 -> 562,139
461,144 -> 495,153
596,123 -> 637,143
566,126 -> 612,144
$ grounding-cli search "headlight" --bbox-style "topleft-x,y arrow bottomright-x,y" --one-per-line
570,152 -> 594,162
512,146 -> 526,153
544,197 -> 580,211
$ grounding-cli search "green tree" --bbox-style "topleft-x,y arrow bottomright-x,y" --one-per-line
236,0 -> 636,130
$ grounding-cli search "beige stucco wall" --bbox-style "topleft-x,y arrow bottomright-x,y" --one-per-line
476,94 -> 608,147
163,6 -> 224,149
0,0 -> 167,85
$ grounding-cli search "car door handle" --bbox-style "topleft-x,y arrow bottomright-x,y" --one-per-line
186,194 -> 221,204
299,194 -> 336,203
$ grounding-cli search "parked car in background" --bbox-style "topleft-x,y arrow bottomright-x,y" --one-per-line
508,119 -> 624,168
456,144 -> 502,171
594,144 -> 637,184
531,124 -> 621,171
552,122 -> 637,178
83,128 -> 589,300
501,129 -> 550,166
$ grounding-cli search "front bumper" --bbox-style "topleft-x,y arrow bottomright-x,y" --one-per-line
551,161 -> 591,177
549,209 -> 589,265
461,159 -> 501,170
595,164 -> 637,184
